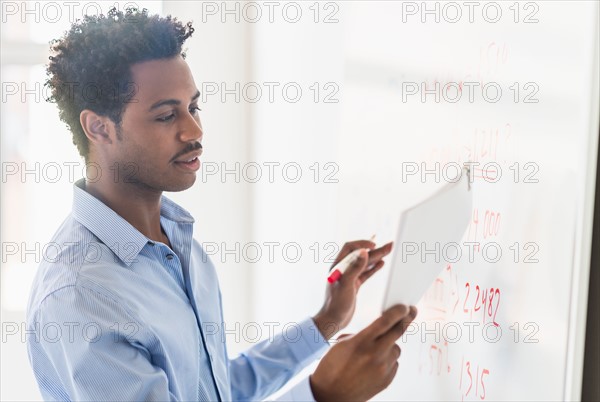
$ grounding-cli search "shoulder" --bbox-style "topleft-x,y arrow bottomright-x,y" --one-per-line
26,215 -> 132,322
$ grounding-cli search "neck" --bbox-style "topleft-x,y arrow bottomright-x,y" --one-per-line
84,173 -> 166,244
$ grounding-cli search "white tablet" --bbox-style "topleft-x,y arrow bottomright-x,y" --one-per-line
382,165 -> 473,310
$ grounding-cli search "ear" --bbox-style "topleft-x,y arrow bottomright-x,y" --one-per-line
79,109 -> 116,146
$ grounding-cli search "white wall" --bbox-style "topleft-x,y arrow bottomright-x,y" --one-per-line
2,1 -> 598,401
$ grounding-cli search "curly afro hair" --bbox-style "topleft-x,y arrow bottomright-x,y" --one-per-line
45,7 -> 194,161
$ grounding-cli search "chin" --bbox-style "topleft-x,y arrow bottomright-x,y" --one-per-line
162,176 -> 197,192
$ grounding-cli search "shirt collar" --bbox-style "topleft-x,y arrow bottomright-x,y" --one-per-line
71,178 -> 195,266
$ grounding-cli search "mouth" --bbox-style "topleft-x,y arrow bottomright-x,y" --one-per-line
173,150 -> 202,171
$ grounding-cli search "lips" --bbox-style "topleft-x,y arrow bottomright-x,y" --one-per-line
172,148 -> 202,172
175,157 -> 198,164
175,156 -> 199,164
173,149 -> 202,164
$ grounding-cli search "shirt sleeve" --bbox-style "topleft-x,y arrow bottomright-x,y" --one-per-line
27,285 -> 176,401
273,376 -> 318,402
228,317 -> 330,401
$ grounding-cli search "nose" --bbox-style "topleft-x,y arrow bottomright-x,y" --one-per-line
179,111 -> 203,143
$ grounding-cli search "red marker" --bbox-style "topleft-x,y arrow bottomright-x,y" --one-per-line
327,235 -> 376,284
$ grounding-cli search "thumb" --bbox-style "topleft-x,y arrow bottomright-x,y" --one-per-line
356,304 -> 410,342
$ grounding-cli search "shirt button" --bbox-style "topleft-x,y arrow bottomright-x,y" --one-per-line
166,254 -> 174,260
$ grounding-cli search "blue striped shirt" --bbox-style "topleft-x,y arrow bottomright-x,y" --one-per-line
26,178 -> 329,401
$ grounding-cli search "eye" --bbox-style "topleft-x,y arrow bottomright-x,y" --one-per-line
156,113 -> 175,122
190,106 -> 202,115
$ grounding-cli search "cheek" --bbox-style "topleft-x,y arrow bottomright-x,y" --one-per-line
154,140 -> 178,162
123,127 -> 174,159
119,117 -> 183,164
133,147 -> 173,170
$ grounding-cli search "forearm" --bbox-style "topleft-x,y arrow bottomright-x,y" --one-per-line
229,317 -> 329,401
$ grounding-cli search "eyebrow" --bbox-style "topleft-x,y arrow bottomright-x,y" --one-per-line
148,90 -> 201,112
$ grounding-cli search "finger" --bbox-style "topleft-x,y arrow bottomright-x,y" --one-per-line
394,344 -> 402,360
367,242 -> 393,266
341,249 -> 370,280
385,344 -> 401,365
375,305 -> 418,346
355,304 -> 410,342
384,361 -> 400,388
336,333 -> 354,341
332,240 -> 377,266
358,260 -> 385,284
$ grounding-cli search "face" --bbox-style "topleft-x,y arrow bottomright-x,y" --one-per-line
109,56 -> 203,192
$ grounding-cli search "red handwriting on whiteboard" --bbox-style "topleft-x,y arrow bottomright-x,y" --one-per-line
462,283 -> 501,327
478,41 -> 509,80
462,124 -> 512,169
482,210 -> 501,239
459,355 -> 491,400
420,122 -> 513,175
422,265 -> 461,320
418,340 -> 452,377
466,208 -> 480,245
466,208 -> 502,244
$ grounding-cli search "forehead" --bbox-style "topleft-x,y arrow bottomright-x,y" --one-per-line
128,56 -> 197,106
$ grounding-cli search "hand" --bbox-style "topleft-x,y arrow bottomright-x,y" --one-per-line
309,304 -> 418,402
313,239 -> 393,340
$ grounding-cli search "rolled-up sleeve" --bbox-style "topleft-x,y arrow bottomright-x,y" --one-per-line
273,376 -> 318,402
229,317 -> 330,401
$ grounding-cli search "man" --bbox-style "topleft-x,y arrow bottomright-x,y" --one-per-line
27,8 -> 417,401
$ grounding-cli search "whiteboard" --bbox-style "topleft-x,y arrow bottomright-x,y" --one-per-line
334,2 -> 599,401
248,1 -> 599,400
